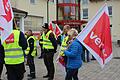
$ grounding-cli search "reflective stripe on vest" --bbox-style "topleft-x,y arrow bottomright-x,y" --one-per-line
3,30 -> 24,65
42,30 -> 55,49
25,36 -> 36,57
5,48 -> 22,52
5,54 -> 24,58
60,36 -> 69,56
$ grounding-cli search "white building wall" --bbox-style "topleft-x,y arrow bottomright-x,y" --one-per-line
81,0 -> 120,42
10,0 -> 56,31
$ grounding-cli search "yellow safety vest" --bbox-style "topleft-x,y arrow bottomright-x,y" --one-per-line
3,30 -> 24,65
42,30 -> 55,49
60,36 -> 69,56
25,36 -> 36,57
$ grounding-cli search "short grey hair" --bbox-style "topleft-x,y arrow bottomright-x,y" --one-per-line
67,28 -> 78,36
63,25 -> 71,30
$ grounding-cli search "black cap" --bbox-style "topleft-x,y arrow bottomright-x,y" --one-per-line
42,23 -> 49,29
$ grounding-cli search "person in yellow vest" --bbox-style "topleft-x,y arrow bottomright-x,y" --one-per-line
59,25 -> 71,69
42,23 -> 57,80
3,24 -> 28,80
60,36 -> 69,56
57,25 -> 70,57
57,25 -> 71,46
25,29 -> 36,79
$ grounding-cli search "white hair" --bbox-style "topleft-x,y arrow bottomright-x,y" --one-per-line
67,28 -> 78,36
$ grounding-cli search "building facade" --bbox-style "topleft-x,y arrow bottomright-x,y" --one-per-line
10,0 -> 120,42
11,0 -> 56,32
52,0 -> 87,32
81,0 -> 120,42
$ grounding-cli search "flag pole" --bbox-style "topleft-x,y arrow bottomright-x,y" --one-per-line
13,18 -> 18,29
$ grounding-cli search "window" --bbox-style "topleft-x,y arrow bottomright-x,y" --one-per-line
30,0 -> 35,4
58,0 -> 79,20
64,6 -> 76,20
108,6 -> 112,16
83,8 -> 88,19
82,0 -> 88,5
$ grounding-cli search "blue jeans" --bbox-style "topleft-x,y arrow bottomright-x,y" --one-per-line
65,68 -> 79,80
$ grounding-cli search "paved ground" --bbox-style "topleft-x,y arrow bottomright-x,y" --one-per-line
1,42 -> 120,80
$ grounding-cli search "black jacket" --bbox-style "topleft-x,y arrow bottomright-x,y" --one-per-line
19,31 -> 28,50
0,40 -> 5,64
0,31 -> 28,64
27,36 -> 34,56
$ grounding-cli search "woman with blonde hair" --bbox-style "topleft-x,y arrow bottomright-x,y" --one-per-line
64,28 -> 83,80
67,28 -> 78,44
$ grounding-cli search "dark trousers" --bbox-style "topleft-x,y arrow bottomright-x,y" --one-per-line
65,68 -> 79,80
43,52 -> 55,79
0,63 -> 3,79
27,55 -> 36,77
5,62 -> 25,80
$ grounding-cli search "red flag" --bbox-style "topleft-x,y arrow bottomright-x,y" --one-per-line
49,22 -> 54,31
56,54 -> 66,72
2,0 -> 13,22
77,3 -> 112,68
58,56 -> 65,67
0,0 -> 13,43
49,22 -> 62,37
55,24 -> 62,37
